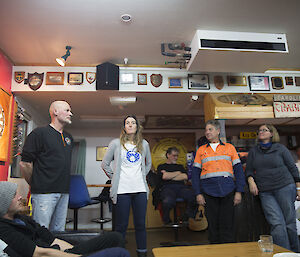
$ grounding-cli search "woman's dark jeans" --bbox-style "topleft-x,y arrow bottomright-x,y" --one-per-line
115,192 -> 147,251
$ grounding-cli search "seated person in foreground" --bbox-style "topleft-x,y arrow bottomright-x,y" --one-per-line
0,182 -> 130,257
157,147 -> 196,224
0,238 -> 22,257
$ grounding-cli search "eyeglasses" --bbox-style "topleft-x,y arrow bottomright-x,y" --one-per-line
258,129 -> 270,133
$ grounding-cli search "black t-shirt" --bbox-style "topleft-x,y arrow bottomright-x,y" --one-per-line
157,163 -> 186,186
21,125 -> 73,194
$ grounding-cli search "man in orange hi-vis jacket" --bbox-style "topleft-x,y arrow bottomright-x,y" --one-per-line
192,120 -> 245,244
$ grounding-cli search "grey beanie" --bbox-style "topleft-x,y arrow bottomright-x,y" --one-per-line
0,182 -> 18,217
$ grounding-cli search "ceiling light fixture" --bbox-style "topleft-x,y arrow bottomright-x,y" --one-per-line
121,14 -> 132,23
109,96 -> 136,105
56,46 -> 72,66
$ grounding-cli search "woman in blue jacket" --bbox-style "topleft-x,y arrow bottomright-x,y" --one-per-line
101,115 -> 152,257
246,124 -> 300,252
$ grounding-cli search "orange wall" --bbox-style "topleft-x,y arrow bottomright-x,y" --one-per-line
0,51 -> 13,180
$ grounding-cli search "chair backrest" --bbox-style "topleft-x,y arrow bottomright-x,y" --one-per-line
96,180 -> 111,202
69,175 -> 92,209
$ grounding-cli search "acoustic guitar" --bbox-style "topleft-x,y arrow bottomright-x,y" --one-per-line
188,205 -> 208,231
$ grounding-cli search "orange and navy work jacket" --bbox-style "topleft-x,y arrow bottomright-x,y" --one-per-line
193,141 -> 241,180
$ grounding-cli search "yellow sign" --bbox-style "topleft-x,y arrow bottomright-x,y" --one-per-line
151,138 -> 187,170
240,131 -> 257,139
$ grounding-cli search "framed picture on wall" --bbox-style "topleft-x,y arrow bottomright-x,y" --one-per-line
295,77 -> 300,86
68,72 -> 84,85
120,73 -> 134,84
168,78 -> 182,88
96,146 -> 108,161
227,76 -> 247,86
46,72 -> 64,85
248,76 -> 270,91
138,73 -> 147,85
271,77 -> 284,90
188,74 -> 209,90
285,77 -> 294,86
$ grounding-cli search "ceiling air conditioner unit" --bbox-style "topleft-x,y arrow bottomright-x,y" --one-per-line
194,30 -> 288,53
187,30 -> 288,72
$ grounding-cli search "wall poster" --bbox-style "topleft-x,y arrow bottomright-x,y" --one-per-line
0,87 -> 13,162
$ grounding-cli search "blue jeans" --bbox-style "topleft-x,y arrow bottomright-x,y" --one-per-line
160,184 -> 196,224
259,183 -> 299,252
31,193 -> 69,231
86,247 -> 130,257
115,192 -> 147,253
66,232 -> 125,256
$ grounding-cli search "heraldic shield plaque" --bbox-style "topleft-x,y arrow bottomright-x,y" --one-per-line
28,72 -> 44,91
150,74 -> 163,88
214,75 -> 224,90
86,72 -> 96,84
14,72 -> 25,83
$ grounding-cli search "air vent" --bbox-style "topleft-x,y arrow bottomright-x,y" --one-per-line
200,39 -> 287,52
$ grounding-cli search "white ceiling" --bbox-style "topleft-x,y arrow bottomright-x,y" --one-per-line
1,0 -> 300,129
1,0 -> 300,69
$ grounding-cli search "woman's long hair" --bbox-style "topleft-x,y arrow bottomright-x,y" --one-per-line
120,115 -> 144,153
257,124 -> 280,143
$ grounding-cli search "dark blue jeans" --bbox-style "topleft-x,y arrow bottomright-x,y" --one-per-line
160,183 -> 196,224
115,192 -> 147,252
259,183 -> 299,252
86,247 -> 130,257
66,231 -> 125,256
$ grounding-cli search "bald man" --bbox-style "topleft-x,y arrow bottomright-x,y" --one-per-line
20,101 -> 73,231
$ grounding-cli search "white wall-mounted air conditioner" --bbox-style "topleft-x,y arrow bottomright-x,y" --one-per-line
194,30 -> 288,53
187,30 -> 289,73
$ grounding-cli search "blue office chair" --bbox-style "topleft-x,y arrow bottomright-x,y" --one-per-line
68,174 -> 100,230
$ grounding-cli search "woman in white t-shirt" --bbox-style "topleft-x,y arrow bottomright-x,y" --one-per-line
101,115 -> 152,257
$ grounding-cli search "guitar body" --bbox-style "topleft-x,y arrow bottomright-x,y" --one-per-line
188,205 -> 208,231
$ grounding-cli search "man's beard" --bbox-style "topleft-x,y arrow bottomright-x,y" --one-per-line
60,117 -> 72,125
65,119 -> 72,125
18,200 -> 30,215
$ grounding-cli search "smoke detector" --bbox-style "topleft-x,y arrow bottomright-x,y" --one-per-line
121,14 -> 132,23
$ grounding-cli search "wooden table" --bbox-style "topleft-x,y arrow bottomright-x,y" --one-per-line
152,242 -> 291,257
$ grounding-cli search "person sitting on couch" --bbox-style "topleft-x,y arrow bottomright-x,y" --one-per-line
0,181 -> 130,257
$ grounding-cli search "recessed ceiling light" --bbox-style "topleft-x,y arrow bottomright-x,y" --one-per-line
121,14 -> 132,22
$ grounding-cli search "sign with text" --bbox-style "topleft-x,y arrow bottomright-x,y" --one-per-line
240,131 -> 257,139
273,102 -> 300,118
273,94 -> 300,102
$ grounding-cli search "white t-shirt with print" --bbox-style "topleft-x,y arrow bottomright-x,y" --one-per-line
117,142 -> 146,194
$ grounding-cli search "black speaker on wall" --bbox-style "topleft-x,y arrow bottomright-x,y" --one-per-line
96,62 -> 119,90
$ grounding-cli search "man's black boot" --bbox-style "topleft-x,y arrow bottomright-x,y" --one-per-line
136,250 -> 147,257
